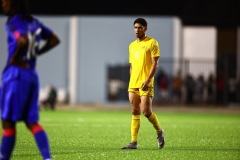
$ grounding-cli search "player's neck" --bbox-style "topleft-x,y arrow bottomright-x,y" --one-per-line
137,35 -> 147,42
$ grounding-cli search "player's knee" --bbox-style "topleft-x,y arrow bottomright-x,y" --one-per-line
27,123 -> 44,135
2,120 -> 15,129
132,107 -> 140,115
142,111 -> 151,118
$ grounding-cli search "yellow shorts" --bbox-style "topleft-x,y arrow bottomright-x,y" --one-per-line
128,87 -> 154,97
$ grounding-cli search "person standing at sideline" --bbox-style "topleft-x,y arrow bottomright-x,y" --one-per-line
41,84 -> 58,110
0,0 -> 60,159
121,18 -> 165,149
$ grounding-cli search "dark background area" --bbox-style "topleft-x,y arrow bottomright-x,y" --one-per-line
0,0 -> 239,28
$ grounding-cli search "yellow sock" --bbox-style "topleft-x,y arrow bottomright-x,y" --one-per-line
148,112 -> 161,134
131,115 -> 140,142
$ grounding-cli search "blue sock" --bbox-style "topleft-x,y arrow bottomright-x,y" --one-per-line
0,129 -> 16,160
32,125 -> 51,160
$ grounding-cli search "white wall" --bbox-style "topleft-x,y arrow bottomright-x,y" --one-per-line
183,27 -> 217,78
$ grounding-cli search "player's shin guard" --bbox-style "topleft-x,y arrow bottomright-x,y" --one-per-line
0,128 -> 16,160
131,115 -> 140,142
148,112 -> 161,134
31,124 -> 51,160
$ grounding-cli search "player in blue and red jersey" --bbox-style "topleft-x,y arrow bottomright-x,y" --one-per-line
0,0 -> 60,159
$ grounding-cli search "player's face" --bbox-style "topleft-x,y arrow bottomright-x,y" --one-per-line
1,0 -> 12,15
134,23 -> 147,40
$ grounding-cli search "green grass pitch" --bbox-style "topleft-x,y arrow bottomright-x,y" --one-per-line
4,107 -> 240,160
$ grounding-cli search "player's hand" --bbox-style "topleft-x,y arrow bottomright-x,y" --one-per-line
141,81 -> 149,91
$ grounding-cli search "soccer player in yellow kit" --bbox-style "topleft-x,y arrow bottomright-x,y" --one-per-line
121,18 -> 165,149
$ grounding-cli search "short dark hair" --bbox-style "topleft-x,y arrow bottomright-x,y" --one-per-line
12,0 -> 30,17
133,18 -> 148,27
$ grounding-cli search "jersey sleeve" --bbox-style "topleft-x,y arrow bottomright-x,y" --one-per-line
7,19 -> 25,41
34,19 -> 54,40
151,39 -> 160,57
40,23 -> 54,39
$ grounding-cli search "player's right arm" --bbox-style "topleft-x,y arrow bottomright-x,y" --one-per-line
129,64 -> 132,75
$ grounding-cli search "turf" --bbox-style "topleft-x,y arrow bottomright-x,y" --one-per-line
4,108 -> 240,160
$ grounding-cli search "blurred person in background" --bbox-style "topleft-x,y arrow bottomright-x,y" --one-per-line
0,0 -> 60,159
216,71 -> 225,104
206,73 -> 216,104
121,18 -> 165,149
185,73 -> 195,104
41,84 -> 58,110
156,68 -> 169,103
194,74 -> 205,104
172,70 -> 183,103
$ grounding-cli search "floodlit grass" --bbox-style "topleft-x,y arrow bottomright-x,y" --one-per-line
4,108 -> 240,160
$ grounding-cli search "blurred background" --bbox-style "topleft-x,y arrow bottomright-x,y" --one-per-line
0,0 -> 239,107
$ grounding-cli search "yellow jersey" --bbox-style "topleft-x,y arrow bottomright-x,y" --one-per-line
128,36 -> 160,88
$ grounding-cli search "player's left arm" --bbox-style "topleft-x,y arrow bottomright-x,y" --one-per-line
149,56 -> 159,82
141,56 -> 159,90
38,32 -> 60,56
141,39 -> 160,90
